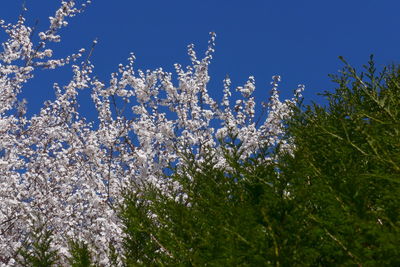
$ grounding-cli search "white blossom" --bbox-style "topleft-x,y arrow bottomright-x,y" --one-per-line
0,1 -> 304,266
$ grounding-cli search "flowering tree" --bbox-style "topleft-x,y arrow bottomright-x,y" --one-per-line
0,1 -> 303,265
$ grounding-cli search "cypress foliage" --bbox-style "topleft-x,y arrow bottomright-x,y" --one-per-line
278,56 -> 400,265
120,141 -> 297,265
67,240 -> 93,267
16,221 -> 59,267
121,57 -> 400,266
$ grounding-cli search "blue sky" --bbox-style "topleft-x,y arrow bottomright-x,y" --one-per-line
1,0 -> 400,119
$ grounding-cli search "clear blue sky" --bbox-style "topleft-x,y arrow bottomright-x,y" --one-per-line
1,0 -> 400,118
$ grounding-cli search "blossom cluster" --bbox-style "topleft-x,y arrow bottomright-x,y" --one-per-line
0,1 -> 303,265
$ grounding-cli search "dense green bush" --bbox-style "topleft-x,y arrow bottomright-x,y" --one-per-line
16,221 -> 60,267
121,145 -> 285,265
121,57 -> 400,266
278,57 -> 400,265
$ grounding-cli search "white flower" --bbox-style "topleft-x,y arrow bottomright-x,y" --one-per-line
0,1 -> 303,264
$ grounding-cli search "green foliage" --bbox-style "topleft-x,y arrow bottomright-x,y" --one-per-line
278,56 -> 400,265
120,185 -> 162,266
67,240 -> 93,267
120,57 -> 400,266
16,221 -> 59,267
120,143 -> 295,266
